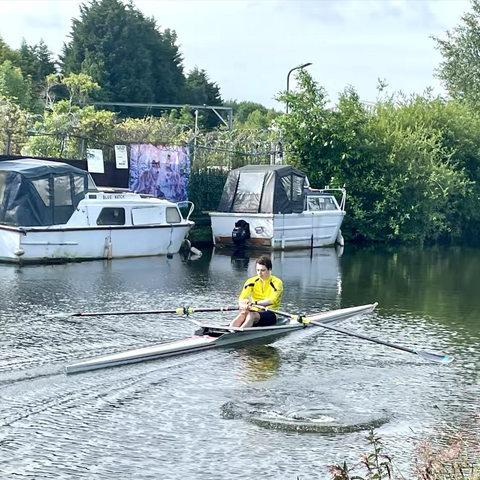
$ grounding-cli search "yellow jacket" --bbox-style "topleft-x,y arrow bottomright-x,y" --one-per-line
238,275 -> 283,311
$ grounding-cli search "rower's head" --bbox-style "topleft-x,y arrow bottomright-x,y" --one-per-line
256,256 -> 272,280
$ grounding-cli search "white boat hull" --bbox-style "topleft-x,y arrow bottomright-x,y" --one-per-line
209,211 -> 345,249
66,303 -> 377,374
0,223 -> 192,263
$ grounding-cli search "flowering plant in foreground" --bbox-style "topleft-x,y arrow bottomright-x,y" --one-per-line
327,429 -> 480,480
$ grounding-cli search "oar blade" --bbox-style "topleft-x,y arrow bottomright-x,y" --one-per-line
416,350 -> 454,364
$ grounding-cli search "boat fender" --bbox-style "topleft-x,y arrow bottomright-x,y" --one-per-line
336,230 -> 345,247
190,246 -> 202,257
14,248 -> 25,257
181,238 -> 192,251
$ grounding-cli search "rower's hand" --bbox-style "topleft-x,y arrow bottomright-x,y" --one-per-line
239,299 -> 251,311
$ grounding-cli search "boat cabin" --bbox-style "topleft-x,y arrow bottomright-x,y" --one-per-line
0,158 -> 96,227
210,164 -> 346,249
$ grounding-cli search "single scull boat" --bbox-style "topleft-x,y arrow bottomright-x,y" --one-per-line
66,303 -> 377,374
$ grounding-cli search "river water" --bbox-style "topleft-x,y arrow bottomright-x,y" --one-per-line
0,246 -> 478,479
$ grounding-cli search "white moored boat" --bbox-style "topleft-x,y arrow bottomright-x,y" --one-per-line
0,159 -> 194,263
209,165 -> 346,249
66,303 -> 377,374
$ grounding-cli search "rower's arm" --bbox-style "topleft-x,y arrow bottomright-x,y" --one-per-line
239,278 -> 255,302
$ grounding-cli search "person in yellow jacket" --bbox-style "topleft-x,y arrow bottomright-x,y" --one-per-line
230,256 -> 283,328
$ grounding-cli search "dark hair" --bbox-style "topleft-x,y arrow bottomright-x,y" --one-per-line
256,256 -> 272,270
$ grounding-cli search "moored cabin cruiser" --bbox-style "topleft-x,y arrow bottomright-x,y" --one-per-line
0,159 -> 194,263
208,165 -> 345,250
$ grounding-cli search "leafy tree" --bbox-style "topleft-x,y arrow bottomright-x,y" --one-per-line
0,61 -> 32,110
17,39 -> 56,86
434,0 -> 480,106
26,73 -> 115,158
61,0 -> 185,104
184,67 -> 223,129
0,95 -> 30,154
0,35 -> 19,65
276,71 -> 471,244
225,100 -> 281,130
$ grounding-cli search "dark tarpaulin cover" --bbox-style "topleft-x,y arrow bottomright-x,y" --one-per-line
0,159 -> 93,227
217,165 -> 307,214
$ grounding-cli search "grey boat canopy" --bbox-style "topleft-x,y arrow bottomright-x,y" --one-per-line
0,159 -> 96,227
217,165 -> 308,214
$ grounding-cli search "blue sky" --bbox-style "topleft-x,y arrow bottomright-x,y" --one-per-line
0,0 -> 472,109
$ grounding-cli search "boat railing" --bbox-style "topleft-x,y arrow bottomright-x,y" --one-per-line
177,201 -> 195,221
318,187 -> 347,211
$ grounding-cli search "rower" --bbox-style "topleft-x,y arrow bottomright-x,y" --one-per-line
229,256 -> 283,328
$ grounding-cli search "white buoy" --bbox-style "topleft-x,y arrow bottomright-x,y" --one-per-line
190,246 -> 202,257
336,230 -> 344,247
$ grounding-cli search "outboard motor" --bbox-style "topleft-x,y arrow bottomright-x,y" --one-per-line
232,220 -> 250,247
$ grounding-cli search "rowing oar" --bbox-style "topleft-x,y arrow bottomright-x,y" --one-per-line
257,306 -> 454,364
46,306 -> 239,318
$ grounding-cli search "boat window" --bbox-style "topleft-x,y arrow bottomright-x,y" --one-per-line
87,175 -> 97,191
307,196 -> 338,211
166,207 -> 182,223
73,175 -> 85,195
292,175 -> 304,202
232,172 -> 265,212
281,176 -> 292,201
281,175 -> 304,202
97,208 -> 125,225
132,207 -> 164,225
0,172 -> 6,203
54,176 -> 73,206
32,178 -> 51,206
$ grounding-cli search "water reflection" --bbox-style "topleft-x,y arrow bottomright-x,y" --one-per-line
0,246 -> 479,479
210,247 -> 343,310
234,345 -> 281,382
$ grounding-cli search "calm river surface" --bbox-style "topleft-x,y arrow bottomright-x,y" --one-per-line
0,246 -> 479,479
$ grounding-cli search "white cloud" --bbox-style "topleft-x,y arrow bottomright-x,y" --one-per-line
0,0 -> 473,108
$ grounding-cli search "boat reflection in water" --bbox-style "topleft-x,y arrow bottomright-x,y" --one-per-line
210,246 -> 344,303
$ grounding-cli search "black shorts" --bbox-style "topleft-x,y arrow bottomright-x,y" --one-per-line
256,311 -> 277,326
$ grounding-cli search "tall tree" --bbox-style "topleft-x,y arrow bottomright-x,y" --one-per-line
0,35 -> 19,65
0,61 -> 32,110
185,67 -> 223,129
434,0 -> 480,106
17,39 -> 57,86
61,0 -> 185,104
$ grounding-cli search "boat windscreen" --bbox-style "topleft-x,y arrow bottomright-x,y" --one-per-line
232,172 -> 265,213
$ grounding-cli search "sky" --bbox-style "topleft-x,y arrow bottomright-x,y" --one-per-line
0,0 -> 473,109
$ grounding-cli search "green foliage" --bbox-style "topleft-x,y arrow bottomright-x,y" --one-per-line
225,99 -> 281,129
329,428 -> 480,480
276,71 -> 473,245
188,169 -> 228,211
185,67 -> 223,129
114,115 -> 190,145
0,35 -> 19,65
433,0 -> 480,107
17,39 -> 56,87
61,0 -> 185,104
328,430 -> 393,480
25,73 -> 115,158
0,95 -> 30,154
0,61 -> 32,110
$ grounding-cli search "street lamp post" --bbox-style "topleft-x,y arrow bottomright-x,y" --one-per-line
286,62 -> 313,114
